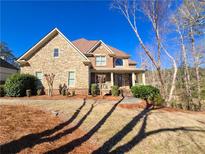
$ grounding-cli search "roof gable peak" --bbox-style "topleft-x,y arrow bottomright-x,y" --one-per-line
17,28 -> 90,62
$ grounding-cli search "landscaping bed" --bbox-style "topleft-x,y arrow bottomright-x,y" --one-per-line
118,100 -> 205,114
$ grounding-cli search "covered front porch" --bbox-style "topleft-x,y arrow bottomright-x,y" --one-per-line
90,68 -> 145,95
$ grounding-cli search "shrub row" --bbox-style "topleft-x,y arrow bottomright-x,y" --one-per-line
91,84 -> 120,96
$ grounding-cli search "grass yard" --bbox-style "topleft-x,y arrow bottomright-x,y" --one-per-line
0,98 -> 205,154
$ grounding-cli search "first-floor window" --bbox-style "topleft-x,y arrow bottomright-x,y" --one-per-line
36,72 -> 43,86
68,71 -> 75,87
36,72 -> 43,81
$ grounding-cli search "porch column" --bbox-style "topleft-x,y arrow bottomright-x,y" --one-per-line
111,72 -> 114,86
132,72 -> 136,86
142,72 -> 146,85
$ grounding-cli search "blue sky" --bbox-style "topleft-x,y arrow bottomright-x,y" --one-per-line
1,1 -> 154,66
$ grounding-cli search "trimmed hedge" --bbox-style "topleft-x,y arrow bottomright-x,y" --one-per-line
131,85 -> 162,104
4,73 -> 37,97
111,85 -> 119,96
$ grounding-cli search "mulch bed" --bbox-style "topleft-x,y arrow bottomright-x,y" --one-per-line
1,95 -> 121,101
118,101 -> 148,109
0,105 -> 98,154
118,101 -> 205,114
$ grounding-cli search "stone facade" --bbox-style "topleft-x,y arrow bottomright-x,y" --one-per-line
20,33 -> 89,95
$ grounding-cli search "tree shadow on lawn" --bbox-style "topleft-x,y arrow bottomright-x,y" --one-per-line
0,98 -> 92,153
93,108 -> 205,154
39,100 -> 98,144
92,106 -> 152,154
41,98 -> 205,154
44,97 -> 125,154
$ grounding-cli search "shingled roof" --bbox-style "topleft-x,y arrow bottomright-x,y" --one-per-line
128,59 -> 137,65
72,38 -> 98,53
72,38 -> 131,58
0,58 -> 18,70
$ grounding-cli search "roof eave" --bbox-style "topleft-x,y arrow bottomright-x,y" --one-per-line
83,61 -> 91,65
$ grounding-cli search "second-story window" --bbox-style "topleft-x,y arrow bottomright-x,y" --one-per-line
115,58 -> 123,66
53,48 -> 59,58
96,56 -> 106,66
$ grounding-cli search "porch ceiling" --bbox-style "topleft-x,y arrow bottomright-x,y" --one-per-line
90,67 -> 145,73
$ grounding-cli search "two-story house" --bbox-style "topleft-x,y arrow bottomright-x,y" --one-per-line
17,28 -> 145,95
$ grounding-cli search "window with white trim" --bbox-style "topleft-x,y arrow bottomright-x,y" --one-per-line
53,48 -> 59,57
36,72 -> 43,81
96,56 -> 106,66
115,58 -> 123,66
68,71 -> 75,87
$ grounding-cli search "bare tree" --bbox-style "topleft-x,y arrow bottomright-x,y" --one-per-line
172,14 -> 193,105
112,0 -> 178,103
44,73 -> 55,96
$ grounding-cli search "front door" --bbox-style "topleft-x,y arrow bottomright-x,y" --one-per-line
95,74 -> 106,84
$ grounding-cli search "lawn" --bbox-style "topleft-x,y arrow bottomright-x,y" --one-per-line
0,98 -> 205,154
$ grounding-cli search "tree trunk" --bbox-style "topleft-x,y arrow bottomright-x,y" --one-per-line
177,27 -> 192,106
161,44 -> 178,103
190,27 -> 201,108
153,27 -> 166,98
156,66 -> 166,97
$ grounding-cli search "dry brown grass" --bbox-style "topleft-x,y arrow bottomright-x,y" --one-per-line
1,94 -> 121,101
0,98 -> 205,154
0,105 -> 97,154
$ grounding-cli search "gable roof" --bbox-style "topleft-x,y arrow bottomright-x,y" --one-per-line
72,38 -> 130,58
72,38 -> 98,53
17,28 -> 90,62
107,45 -> 130,58
0,58 -> 18,70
